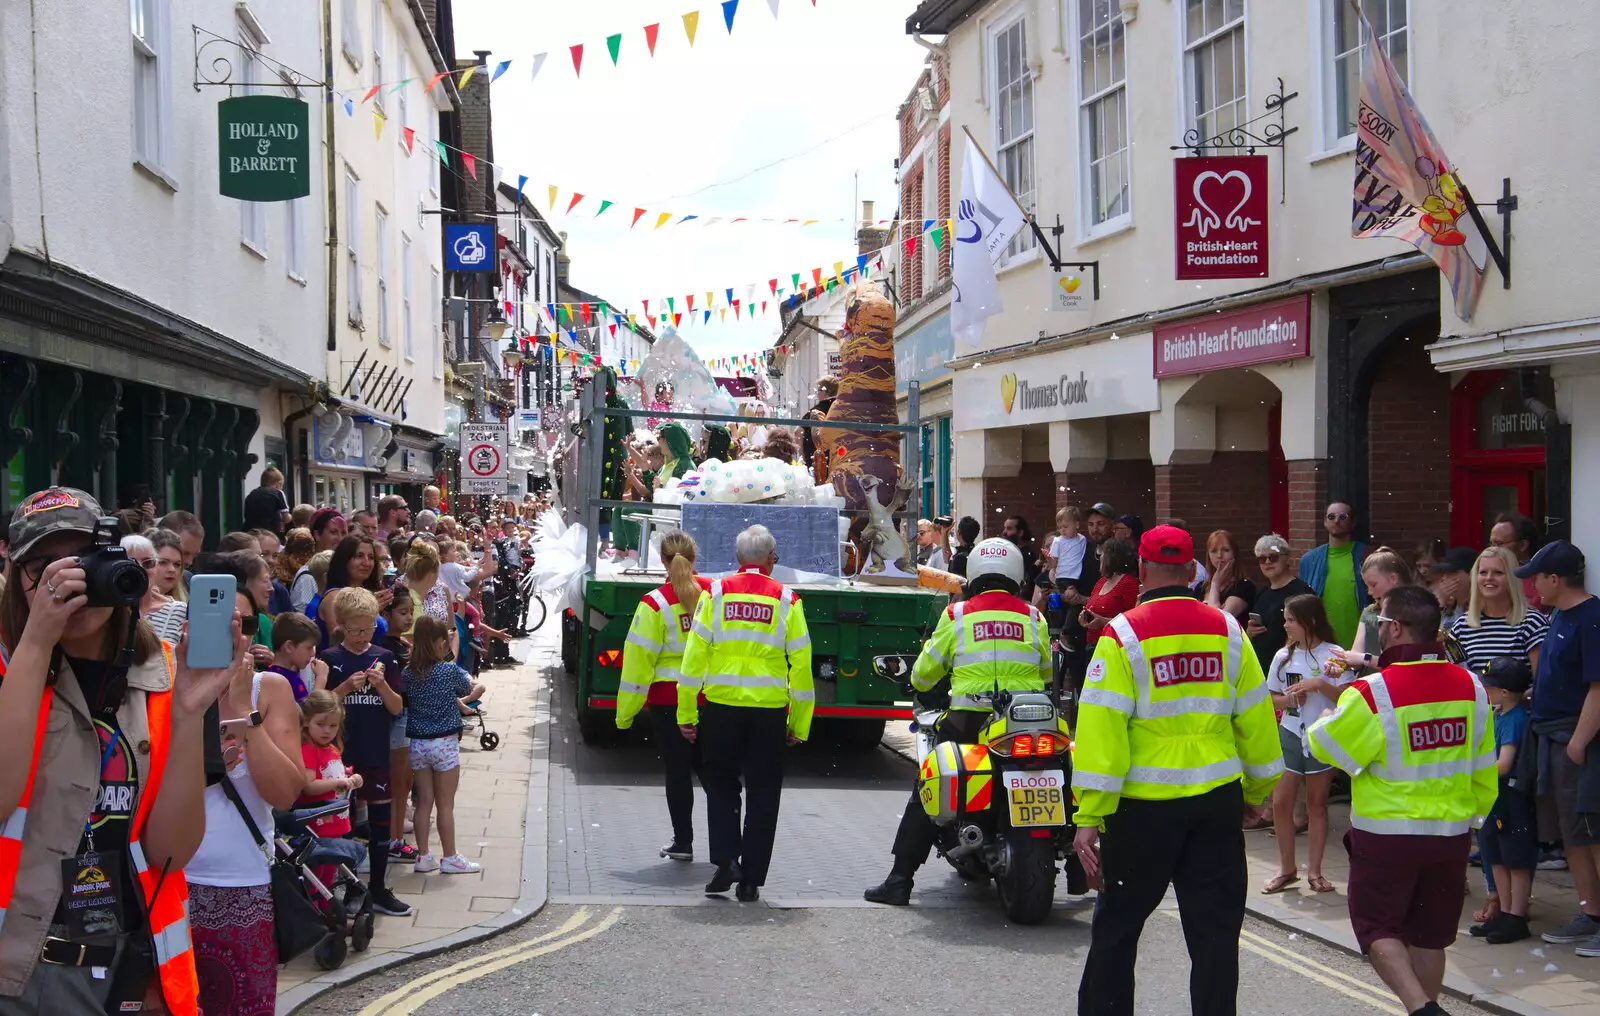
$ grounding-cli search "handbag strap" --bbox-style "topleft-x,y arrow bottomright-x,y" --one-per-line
219,771 -> 270,850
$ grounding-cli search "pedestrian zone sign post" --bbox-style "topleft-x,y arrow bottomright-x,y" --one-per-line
217,96 -> 310,201
460,423 -> 508,495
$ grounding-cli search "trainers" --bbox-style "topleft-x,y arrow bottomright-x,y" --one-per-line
660,841 -> 693,861
370,887 -> 415,917
440,854 -> 482,874
413,853 -> 440,874
1538,856 -> 1570,870
389,841 -> 420,862
1576,930 -> 1600,958
1543,912 -> 1600,944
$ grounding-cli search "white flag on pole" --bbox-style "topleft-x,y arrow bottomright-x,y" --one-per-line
951,128 -> 1028,349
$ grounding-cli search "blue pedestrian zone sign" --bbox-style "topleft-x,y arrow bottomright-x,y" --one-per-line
445,223 -> 497,272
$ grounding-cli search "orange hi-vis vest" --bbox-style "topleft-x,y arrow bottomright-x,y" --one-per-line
0,648 -> 199,1016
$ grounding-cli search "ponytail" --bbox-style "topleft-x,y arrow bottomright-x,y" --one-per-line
660,529 -> 702,615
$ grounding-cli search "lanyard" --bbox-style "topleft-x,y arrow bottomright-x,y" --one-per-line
82,727 -> 121,854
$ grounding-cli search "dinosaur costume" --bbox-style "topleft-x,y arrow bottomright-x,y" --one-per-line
819,283 -> 902,512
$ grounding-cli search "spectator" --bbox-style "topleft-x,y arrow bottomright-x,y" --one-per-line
762,428 -> 800,464
1262,593 -> 1347,896
350,508 -> 378,540
948,516 -> 980,578
158,509 -> 205,569
1085,502 -> 1117,549
145,527 -> 188,604
202,549 -> 277,657
306,550 -> 334,606
308,506 -> 348,554
406,615 -> 486,875
216,530 -> 262,555
254,529 -> 292,615
801,376 -> 839,463
268,611 -> 324,701
376,494 -> 411,541
290,503 -> 316,529
1112,514 -> 1142,549
414,509 -> 439,534
114,508 -> 145,536
1471,657 -> 1537,945
914,519 -> 938,567
1430,546 -> 1479,628
1046,507 -> 1093,598
401,539 -> 450,632
278,527 -> 315,611
1001,514 -> 1041,590
1414,538 -> 1448,586
1080,538 -> 1139,641
1493,512 -> 1545,612
441,540 -> 494,599
308,536 -> 392,649
1202,530 -> 1255,621
117,483 -> 159,531
1325,548 -> 1415,676
243,466 -> 292,534
423,485 -> 442,512
1298,501 -> 1369,648
1519,540 -> 1600,954
123,532 -> 187,644
1247,534 -> 1316,670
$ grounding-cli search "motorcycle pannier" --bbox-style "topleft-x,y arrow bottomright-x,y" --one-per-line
918,741 -> 994,824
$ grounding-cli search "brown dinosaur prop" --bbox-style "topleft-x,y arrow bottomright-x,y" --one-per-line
819,282 -> 901,511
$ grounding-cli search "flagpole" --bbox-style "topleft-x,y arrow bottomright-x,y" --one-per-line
959,125 -> 1028,220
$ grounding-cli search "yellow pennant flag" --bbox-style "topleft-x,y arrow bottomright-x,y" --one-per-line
629,314 -> 637,328
655,212 -> 672,229
458,65 -> 477,88
706,291 -> 715,309
833,261 -> 844,282
548,185 -> 559,210
720,308 -> 726,322
683,10 -> 700,46
373,110 -> 386,139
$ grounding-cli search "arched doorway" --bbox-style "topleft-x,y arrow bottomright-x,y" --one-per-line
1450,369 -> 1551,546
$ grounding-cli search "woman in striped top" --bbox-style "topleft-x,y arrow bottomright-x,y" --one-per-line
1448,546 -> 1548,674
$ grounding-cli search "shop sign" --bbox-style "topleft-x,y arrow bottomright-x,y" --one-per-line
953,333 -> 1160,431
460,423 -> 508,494
1174,155 -> 1269,280
1153,295 -> 1310,378
445,223 -> 497,272
217,96 -> 310,201
1045,271 -> 1092,316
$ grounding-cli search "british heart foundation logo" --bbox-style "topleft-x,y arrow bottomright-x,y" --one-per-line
1001,373 -> 1018,413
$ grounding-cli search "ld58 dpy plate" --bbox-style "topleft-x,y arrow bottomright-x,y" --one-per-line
1002,769 -> 1066,827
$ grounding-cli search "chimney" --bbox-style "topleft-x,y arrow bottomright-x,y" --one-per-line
556,231 -> 571,283
856,199 -> 888,258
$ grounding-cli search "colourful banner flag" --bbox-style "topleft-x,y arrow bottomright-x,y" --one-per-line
722,0 -> 740,32
462,152 -> 477,179
769,279 -> 779,295
682,10 -> 700,46
570,44 -> 584,76
424,70 -> 450,92
458,65 -> 477,88
567,192 -> 585,213
402,126 -> 415,153
491,59 -> 511,82
529,52 -> 548,82
607,33 -> 623,65
362,84 -> 381,103
655,212 -> 672,229
645,23 -> 661,55
686,294 -> 696,312
373,110 -> 386,139
631,207 -> 648,228
516,174 -> 528,204
767,0 -> 781,16
548,185 -> 559,210
596,200 -> 613,216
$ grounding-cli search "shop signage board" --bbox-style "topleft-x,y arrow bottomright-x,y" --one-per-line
460,423 -> 508,494
1152,294 -> 1311,378
445,223 -> 498,272
217,96 -> 310,201
1174,155 -> 1270,280
1045,270 -> 1093,316
952,333 -> 1161,431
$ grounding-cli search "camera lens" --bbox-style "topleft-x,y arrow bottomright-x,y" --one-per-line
81,548 -> 149,607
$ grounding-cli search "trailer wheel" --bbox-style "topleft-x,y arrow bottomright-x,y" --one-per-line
578,708 -> 615,746
831,718 -> 887,752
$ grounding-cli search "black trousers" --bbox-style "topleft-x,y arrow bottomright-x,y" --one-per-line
889,710 -> 990,868
1078,781 -> 1247,1016
698,702 -> 788,885
647,703 -> 705,846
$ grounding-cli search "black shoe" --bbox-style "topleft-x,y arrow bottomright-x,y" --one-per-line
1485,913 -> 1531,945
705,862 -> 743,895
1468,910 -> 1507,937
735,882 -> 760,902
660,840 -> 693,861
1410,1003 -> 1450,1016
863,874 -> 914,906
370,886 -> 415,917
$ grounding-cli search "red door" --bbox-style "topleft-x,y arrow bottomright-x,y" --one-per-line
1450,370 -> 1551,546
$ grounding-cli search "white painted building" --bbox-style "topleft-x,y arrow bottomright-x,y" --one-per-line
910,0 -> 1600,558
0,0 -> 326,527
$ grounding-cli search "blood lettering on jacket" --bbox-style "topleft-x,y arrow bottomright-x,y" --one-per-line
972,620 -> 1025,641
1149,651 -> 1224,687
724,601 -> 774,625
1408,717 -> 1468,751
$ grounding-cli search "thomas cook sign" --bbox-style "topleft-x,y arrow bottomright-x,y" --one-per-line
218,96 -> 310,201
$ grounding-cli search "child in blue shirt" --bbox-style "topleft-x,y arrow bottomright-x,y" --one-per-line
1472,657 -> 1535,945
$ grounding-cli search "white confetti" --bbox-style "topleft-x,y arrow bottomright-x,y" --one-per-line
1545,963 -> 1560,973
1491,969 -> 1502,978
477,842 -> 490,847
1531,948 -> 1546,958
1288,933 -> 1299,940
1514,968 -> 1526,974
512,908 -> 524,916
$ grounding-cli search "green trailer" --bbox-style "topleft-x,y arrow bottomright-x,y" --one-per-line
562,379 -> 948,747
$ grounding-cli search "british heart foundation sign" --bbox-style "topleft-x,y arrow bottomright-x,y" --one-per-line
1174,155 -> 1269,280
1153,294 -> 1310,378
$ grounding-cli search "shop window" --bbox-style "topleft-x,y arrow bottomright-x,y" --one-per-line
1077,0 -> 1130,234
1475,372 -> 1552,451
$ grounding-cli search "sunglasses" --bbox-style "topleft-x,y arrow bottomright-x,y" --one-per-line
1326,512 -> 1352,522
1256,553 -> 1281,564
1374,614 -> 1396,625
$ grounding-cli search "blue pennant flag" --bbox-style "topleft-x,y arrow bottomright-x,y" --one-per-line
491,60 -> 512,83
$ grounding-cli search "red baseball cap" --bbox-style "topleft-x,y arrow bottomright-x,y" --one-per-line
1139,524 -> 1194,565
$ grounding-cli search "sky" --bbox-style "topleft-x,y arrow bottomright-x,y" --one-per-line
449,0 -> 930,361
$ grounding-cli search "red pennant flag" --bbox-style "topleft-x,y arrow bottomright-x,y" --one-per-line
631,207 -> 647,229
768,279 -> 778,295
567,192 -> 585,213
905,235 -> 918,256
462,153 -> 478,179
570,44 -> 584,76
581,304 -> 592,325
424,70 -> 450,92
642,299 -> 650,315
761,301 -> 768,314
733,299 -> 742,319
673,313 -> 682,327
644,23 -> 660,55
609,324 -> 617,338
362,84 -> 381,103
686,294 -> 695,312
649,315 -> 658,329
402,126 -> 415,153
811,268 -> 823,288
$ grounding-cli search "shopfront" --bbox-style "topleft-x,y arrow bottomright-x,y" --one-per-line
896,309 -> 954,518
1449,369 -> 1553,546
303,406 -> 393,513
381,428 -> 441,508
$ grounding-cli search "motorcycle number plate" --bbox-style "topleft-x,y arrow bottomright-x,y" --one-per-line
1002,769 -> 1066,827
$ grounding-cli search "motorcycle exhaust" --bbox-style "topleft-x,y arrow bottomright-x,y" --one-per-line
945,824 -> 985,860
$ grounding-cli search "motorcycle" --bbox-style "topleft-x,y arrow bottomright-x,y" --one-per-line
879,658 -> 1088,924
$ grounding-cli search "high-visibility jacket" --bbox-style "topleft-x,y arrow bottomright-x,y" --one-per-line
616,577 -> 713,730
0,646 -> 199,1016
1071,592 -> 1284,830
678,567 -> 815,741
913,591 -> 1048,710
1307,656 -> 1497,836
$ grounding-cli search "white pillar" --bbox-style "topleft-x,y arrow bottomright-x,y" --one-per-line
1556,363 -> 1600,590
1049,418 -> 1108,473
953,427 -> 1022,528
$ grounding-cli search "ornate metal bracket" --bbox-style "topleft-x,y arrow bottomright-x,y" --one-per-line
192,25 -> 326,92
1029,216 -> 1101,300
1172,77 -> 1300,202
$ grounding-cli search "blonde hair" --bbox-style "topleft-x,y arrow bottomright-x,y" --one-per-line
660,530 -> 702,615
1361,546 -> 1416,585
1056,506 -> 1082,527
1465,546 -> 1528,629
332,585 -> 380,625
409,615 -> 453,681
405,539 -> 441,583
300,690 -> 344,750
308,549 -> 334,593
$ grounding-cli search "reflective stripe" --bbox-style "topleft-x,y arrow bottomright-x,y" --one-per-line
655,667 -> 685,684
1472,748 -> 1499,772
692,621 -> 714,642
1367,676 -> 1406,768
1350,814 -> 1474,837
785,635 -> 811,652
790,689 -> 816,702
1242,758 -> 1285,780
1373,756 -> 1480,782
1108,615 -> 1151,704
626,632 -> 663,653
1308,722 -> 1364,776
721,629 -> 787,649
1222,611 -> 1244,683
708,673 -> 789,689
617,679 -> 652,697
1079,687 -> 1135,714
953,649 -> 1042,667
1126,756 -> 1242,786
949,695 -> 992,709
1072,769 -> 1126,792
1,806 -> 25,841
1233,682 -> 1268,715
951,602 -> 967,655
923,646 -> 950,667
129,840 -> 149,873
709,581 -> 725,639
677,674 -> 704,690
151,914 -> 193,964
1137,695 -> 1234,719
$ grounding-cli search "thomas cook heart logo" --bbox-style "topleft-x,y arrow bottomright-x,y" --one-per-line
1000,373 -> 1018,413
1058,276 -> 1082,295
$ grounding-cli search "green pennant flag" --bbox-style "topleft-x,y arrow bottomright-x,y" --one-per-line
606,33 -> 622,65
791,272 -> 801,291
596,200 -> 614,217
599,302 -> 609,319
931,226 -> 946,251
433,140 -> 448,165
668,296 -> 676,312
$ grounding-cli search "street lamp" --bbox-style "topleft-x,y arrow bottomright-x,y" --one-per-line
503,338 -> 525,371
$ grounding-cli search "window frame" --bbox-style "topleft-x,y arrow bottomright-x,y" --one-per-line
237,23 -> 269,256
986,7 -> 1037,260
1075,0 -> 1133,241
1312,0 -> 1410,154
131,0 -> 174,185
370,0 -> 386,114
341,0 -> 362,68
1178,0 -> 1249,148
376,205 -> 391,348
401,233 -> 414,361
344,166 -> 362,327
396,48 -> 410,142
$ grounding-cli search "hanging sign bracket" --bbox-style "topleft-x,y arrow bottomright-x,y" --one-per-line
1029,216 -> 1100,300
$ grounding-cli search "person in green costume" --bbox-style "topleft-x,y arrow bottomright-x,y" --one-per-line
656,423 -> 695,485
703,424 -> 732,464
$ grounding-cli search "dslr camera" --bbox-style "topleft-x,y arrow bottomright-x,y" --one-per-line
78,516 -> 149,607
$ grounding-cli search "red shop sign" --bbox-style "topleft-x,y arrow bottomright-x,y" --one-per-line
1174,155 -> 1270,281
1153,294 -> 1311,378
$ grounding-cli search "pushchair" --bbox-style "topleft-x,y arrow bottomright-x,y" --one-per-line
273,802 -> 375,970
454,613 -> 501,751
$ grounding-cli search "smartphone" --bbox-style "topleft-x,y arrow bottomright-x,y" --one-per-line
187,574 -> 238,670
1247,612 -> 1262,627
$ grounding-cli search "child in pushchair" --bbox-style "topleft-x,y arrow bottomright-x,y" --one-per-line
273,800 -> 376,970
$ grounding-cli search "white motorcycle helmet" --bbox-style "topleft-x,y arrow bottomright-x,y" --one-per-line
965,537 -> 1027,596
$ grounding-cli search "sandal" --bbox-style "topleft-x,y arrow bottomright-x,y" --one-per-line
1262,873 -> 1301,894
1473,895 -> 1501,924
1243,814 -> 1273,831
1308,874 -> 1335,893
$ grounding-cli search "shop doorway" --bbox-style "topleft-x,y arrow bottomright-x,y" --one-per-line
1451,369 -> 1551,546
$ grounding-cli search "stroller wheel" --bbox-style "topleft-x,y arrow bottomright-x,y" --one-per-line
313,933 -> 349,970
351,911 -> 374,953
480,731 -> 500,751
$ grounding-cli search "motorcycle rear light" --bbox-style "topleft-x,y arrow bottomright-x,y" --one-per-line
1010,734 -> 1034,756
1010,703 -> 1055,721
596,649 -> 623,667
1030,829 -> 1052,839
1036,733 -> 1056,754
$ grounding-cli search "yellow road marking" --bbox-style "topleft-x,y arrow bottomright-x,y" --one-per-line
357,909 -> 592,1016
1161,912 -> 1404,1014
369,908 -> 624,1016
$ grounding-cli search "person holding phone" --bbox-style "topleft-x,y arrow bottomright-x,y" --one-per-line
0,487 -> 247,1016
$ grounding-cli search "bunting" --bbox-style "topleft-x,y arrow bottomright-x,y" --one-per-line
645,23 -> 660,55
402,126 -> 415,153
683,11 -> 700,46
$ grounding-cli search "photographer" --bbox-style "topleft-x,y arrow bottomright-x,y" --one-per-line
0,487 -> 246,1016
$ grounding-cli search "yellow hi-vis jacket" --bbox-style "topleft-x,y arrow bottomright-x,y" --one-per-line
678,567 -> 815,741
616,577 -> 713,730
1071,591 -> 1284,830
913,591 -> 1049,709
1307,654 -> 1498,836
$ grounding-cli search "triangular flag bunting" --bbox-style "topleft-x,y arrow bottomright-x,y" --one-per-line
704,311 -> 711,324
720,308 -> 726,322
609,324 -> 617,338
424,71 -> 449,92
570,44 -> 584,76
529,52 -> 548,82
343,97 -> 353,116
606,33 -> 622,65
582,304 -> 592,325
461,152 -> 477,179
833,261 -> 844,281
433,140 -> 448,165
682,10 -> 700,46
678,215 -> 699,224
812,268 -> 822,287
767,0 -> 780,16
458,65 -> 477,89
631,208 -> 648,228
372,110 -> 386,139
402,126 -> 415,153
655,212 -> 672,229
722,0 -> 740,32
491,59 -> 511,82
761,301 -> 768,313
644,23 -> 660,55
905,235 -> 918,256
673,313 -> 682,327
857,254 -> 869,275
686,295 -> 696,312
649,315 -> 658,329
733,300 -> 741,319
769,279 -> 779,295
930,226 -> 945,250
548,185 -> 559,210
642,300 -> 650,315
791,272 -> 801,291
707,292 -> 715,308
567,193 -> 585,213
667,297 -> 676,313
596,200 -> 613,217
516,174 -> 528,204
362,84 -> 381,103
726,288 -> 734,306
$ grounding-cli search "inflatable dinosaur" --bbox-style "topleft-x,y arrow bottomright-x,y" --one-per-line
819,282 -> 902,512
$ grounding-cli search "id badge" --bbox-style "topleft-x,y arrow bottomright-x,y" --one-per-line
60,852 -> 125,939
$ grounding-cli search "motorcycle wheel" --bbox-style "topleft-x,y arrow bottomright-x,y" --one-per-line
995,834 -> 1057,925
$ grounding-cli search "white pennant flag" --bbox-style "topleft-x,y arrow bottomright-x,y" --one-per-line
767,0 -> 781,17
529,52 -> 549,83
951,127 -> 1028,348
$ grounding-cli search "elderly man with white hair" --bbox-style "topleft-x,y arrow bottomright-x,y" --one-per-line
678,524 -> 814,902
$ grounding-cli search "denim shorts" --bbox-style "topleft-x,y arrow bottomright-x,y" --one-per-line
409,735 -> 461,772
390,709 -> 410,750
1279,723 -> 1331,776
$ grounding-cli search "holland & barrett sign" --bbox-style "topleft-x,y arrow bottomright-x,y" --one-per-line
218,96 -> 310,201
